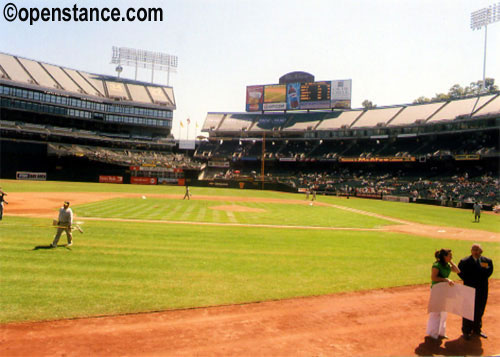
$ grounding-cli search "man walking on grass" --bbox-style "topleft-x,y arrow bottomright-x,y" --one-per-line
51,201 -> 73,247
183,185 -> 191,200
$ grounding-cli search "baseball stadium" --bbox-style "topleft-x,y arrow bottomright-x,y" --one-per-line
1,10 -> 500,352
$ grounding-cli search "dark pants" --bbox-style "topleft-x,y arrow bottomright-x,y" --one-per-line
0,204 -> 3,220
462,288 -> 488,334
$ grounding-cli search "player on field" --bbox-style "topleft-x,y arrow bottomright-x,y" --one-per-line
473,202 -> 482,222
0,188 -> 8,220
183,185 -> 191,200
51,201 -> 73,247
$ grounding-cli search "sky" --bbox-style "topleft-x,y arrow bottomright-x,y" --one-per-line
1,0 -> 499,140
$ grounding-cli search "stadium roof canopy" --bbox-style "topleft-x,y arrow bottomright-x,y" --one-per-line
203,93 -> 500,135
0,52 -> 175,109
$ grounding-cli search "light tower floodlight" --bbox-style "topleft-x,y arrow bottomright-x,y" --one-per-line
470,2 -> 500,92
111,46 -> 178,85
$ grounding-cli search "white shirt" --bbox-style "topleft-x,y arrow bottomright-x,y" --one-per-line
58,207 -> 73,225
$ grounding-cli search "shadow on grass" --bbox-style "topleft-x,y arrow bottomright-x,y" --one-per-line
415,335 -> 483,356
33,244 -> 72,250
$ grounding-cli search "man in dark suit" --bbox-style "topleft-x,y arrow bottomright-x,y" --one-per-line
458,243 -> 494,340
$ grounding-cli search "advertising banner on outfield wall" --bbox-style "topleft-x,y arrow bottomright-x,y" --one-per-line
340,156 -> 416,163
158,178 -> 178,184
208,161 -> 230,168
130,177 -> 157,185
99,175 -> 123,184
16,171 -> 47,180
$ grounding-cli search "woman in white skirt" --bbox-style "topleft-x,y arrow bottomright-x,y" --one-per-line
426,248 -> 460,340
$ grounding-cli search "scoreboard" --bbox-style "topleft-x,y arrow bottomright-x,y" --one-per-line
246,79 -> 351,111
300,81 -> 331,102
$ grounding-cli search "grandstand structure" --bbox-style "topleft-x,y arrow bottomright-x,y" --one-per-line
1,53 -> 499,208
0,52 -> 199,183
196,89 -> 500,208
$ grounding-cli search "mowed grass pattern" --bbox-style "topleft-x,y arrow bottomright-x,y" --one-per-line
3,215 -> 498,323
1,180 -> 499,323
324,196 -> 500,233
74,198 -> 391,228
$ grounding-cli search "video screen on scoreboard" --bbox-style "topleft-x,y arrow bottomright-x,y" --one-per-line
263,84 -> 286,110
300,81 -> 331,109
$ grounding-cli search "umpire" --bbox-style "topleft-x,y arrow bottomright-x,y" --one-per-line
458,243 -> 494,340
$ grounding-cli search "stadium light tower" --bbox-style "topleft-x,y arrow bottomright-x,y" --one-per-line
111,47 -> 178,85
470,2 -> 500,92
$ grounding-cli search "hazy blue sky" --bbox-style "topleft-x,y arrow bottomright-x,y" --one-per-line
1,0 -> 499,139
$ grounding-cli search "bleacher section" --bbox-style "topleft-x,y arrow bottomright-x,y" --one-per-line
48,143 -> 200,169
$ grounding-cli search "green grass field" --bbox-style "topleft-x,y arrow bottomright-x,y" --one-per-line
0,180 -> 499,323
75,198 -> 391,228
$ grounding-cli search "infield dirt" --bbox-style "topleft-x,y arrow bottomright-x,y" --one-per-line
1,191 -> 499,356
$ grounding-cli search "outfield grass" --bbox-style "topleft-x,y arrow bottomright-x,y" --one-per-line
2,178 -> 499,231
74,198 -> 391,228
1,179 -> 499,323
321,196 -> 500,233
0,179 -> 294,199
2,215 -> 498,323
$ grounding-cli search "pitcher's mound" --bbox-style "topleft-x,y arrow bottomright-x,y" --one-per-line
210,205 -> 266,213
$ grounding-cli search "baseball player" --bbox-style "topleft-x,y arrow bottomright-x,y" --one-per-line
183,185 -> 191,200
0,189 -> 8,220
473,202 -> 482,222
51,201 -> 73,247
